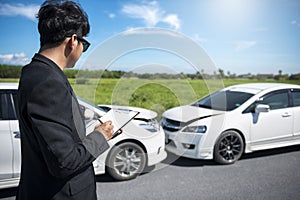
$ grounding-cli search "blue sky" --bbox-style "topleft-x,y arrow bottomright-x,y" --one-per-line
0,0 -> 299,75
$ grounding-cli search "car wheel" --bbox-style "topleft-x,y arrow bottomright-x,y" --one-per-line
213,130 -> 244,165
106,142 -> 146,181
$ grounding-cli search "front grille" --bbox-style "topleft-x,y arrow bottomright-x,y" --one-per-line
161,118 -> 186,132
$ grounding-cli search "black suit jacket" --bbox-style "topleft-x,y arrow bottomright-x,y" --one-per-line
16,54 -> 109,200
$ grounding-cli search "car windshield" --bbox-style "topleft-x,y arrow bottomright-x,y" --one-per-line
192,90 -> 254,111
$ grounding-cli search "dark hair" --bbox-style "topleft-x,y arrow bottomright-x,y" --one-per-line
37,0 -> 90,48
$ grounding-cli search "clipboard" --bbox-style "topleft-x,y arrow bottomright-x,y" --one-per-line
99,108 -> 140,139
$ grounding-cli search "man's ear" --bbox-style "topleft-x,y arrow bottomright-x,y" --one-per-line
69,34 -> 78,50
64,34 -> 77,56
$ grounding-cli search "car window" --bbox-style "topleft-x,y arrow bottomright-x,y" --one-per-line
8,93 -> 17,120
292,89 -> 300,107
0,91 -> 18,120
0,93 -> 5,120
260,91 -> 289,110
192,90 -> 254,111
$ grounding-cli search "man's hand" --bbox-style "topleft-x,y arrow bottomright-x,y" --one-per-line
95,120 -> 114,140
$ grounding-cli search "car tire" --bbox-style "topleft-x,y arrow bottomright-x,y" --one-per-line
213,130 -> 244,165
106,142 -> 146,181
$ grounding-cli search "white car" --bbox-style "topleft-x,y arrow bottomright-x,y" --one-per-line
0,83 -> 166,189
162,83 -> 300,164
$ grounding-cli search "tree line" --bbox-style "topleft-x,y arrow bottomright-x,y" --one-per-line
1,64 -> 300,80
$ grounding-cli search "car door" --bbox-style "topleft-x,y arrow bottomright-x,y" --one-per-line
9,91 -> 21,178
291,89 -> 300,136
250,89 -> 293,145
0,92 -> 14,180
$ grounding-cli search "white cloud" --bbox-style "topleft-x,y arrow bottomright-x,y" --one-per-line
121,1 -> 181,30
235,41 -> 256,51
291,20 -> 300,27
108,13 -> 116,19
122,27 -> 184,39
162,14 -> 181,30
104,10 -> 116,19
0,53 -> 30,65
0,3 -> 39,21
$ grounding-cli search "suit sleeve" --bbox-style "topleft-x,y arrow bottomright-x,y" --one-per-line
27,79 -> 109,178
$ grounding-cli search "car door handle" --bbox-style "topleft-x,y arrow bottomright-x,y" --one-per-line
282,113 -> 292,117
13,131 -> 20,138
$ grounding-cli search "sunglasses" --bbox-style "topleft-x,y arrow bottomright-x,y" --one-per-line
66,35 -> 90,52
77,36 -> 90,52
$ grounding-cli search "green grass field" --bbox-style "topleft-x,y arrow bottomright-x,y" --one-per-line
70,78 -> 300,118
2,78 -> 300,118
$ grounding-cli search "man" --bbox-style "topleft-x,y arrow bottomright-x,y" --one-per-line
16,1 -> 114,199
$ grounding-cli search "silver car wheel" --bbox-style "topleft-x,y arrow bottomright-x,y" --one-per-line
107,142 -> 146,180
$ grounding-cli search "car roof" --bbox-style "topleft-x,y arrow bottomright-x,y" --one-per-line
0,82 -> 19,90
226,83 -> 300,94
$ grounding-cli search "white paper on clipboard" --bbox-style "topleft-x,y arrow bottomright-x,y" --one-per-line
99,108 -> 140,138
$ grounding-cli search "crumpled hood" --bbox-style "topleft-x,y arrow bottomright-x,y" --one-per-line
162,105 -> 224,123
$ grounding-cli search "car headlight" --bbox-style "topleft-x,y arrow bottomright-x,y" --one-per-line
139,119 -> 160,132
182,125 -> 207,133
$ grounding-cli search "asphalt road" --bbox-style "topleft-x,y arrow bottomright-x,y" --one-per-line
1,145 -> 300,200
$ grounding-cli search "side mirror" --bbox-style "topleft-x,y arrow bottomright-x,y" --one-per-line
255,104 -> 270,113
